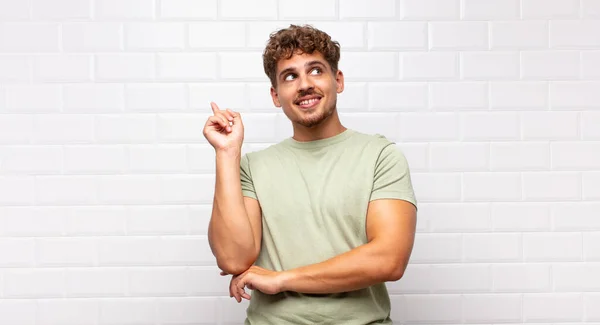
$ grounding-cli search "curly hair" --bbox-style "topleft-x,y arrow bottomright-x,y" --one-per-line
262,24 -> 341,87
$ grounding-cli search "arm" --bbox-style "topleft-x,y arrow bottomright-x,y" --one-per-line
279,199 -> 416,294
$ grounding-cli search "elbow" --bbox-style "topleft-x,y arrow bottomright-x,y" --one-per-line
217,259 -> 252,275
387,267 -> 405,282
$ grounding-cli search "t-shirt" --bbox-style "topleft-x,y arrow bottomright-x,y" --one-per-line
239,128 -> 417,325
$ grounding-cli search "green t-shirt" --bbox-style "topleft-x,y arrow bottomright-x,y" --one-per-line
240,128 -> 417,325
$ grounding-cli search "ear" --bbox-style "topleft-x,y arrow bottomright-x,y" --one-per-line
270,86 -> 281,107
335,70 -> 345,94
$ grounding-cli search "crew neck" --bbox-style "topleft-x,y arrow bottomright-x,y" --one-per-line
283,129 -> 356,149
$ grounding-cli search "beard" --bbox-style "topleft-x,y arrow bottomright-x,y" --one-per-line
292,97 -> 337,128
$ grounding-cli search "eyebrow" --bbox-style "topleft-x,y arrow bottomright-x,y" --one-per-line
278,60 -> 327,80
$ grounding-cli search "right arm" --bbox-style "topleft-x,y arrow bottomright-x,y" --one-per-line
208,148 -> 262,275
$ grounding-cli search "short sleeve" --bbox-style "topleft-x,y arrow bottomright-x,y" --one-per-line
370,143 -> 417,209
240,153 -> 258,200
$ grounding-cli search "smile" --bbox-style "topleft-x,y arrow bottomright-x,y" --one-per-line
296,97 -> 321,109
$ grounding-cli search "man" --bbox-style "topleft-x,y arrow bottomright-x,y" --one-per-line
203,24 -> 417,325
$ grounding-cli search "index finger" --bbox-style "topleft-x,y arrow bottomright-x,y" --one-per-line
210,101 -> 220,114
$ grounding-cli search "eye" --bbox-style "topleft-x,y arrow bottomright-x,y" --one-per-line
310,67 -> 322,75
284,73 -> 296,81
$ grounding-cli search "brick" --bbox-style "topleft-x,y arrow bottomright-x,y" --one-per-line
583,112 -> 600,139
5,85 -> 61,113
35,176 -> 97,205
464,233 -> 521,262
523,172 -> 581,201
98,237 -> 159,266
522,0 -> 580,19
340,0 -> 396,18
0,300 -> 36,325
127,206 -> 188,235
387,264 -> 431,293
400,0 -> 460,20
461,112 -> 520,141
586,294 -> 600,320
524,233 -> 583,262
32,54 -> 91,82
490,142 -> 550,171
0,115 -> 33,144
125,22 -> 185,50
400,112 -> 459,141
490,82 -> 548,110
32,0 -> 90,20
582,51 -> 600,78
125,83 -> 187,111
219,52 -> 268,80
280,0 -> 336,19
189,22 -> 245,48
33,114 -> 94,144
65,207 -> 126,236
308,22 -> 366,50
463,172 -> 522,202
429,82 -> 488,110
429,143 -> 488,171
403,295 -> 461,323
551,20 -> 600,49
62,23 -> 122,52
395,143 -> 428,172
158,114 -> 206,143
158,53 -> 217,81
339,52 -> 397,80
100,298 -> 158,324
158,297 -> 218,324
220,0 -> 277,19
585,232 -> 600,260
66,268 -> 127,297
38,299 -> 99,325
95,114 -> 157,143
461,52 -> 520,80
159,0 -> 217,19
0,238 -> 35,267
245,82 -> 279,111
217,296 -> 251,323
0,146 -> 62,174
128,267 -> 190,295
190,83 -> 246,110
64,145 -> 126,174
411,234 -> 462,263
491,21 -> 548,49
188,205 -> 211,235
521,51 -> 580,80
1,207 -> 66,236
368,22 -> 427,50
97,175 -> 161,205
551,81 -> 600,109
3,269 -> 65,298
162,176 -> 211,204
524,293 -> 583,321
0,23 -> 59,52
36,238 -> 96,267
128,144 -> 186,173
462,294 -> 522,322
401,52 -> 458,80
64,84 -> 124,113
552,142 -> 600,170
462,0 -> 519,19
584,172 -> 600,200
422,203 -> 491,232
522,111 -> 579,140
96,54 -> 155,81
583,0 -> 600,17
554,263 -> 600,291
188,267 -> 230,295
158,236 -> 213,265
245,21 -> 297,49
187,145 -> 216,174
95,0 -> 154,19
429,265 -> 491,293
0,1 -> 30,21
553,203 -> 600,231
368,82 -> 427,111
493,264 -> 551,292
492,203 -> 551,231
429,22 -> 488,50
0,176 -> 35,205
0,55 -> 30,82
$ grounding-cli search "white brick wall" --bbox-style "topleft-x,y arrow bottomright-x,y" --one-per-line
0,1 -> 599,324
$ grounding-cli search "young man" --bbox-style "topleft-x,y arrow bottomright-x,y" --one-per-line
203,25 -> 417,325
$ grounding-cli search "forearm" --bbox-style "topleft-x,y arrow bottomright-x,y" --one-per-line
208,149 -> 256,273
280,241 -> 405,294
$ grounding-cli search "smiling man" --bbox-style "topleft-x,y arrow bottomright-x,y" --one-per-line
203,25 -> 418,325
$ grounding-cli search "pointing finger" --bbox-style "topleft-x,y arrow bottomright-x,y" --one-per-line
210,102 -> 220,114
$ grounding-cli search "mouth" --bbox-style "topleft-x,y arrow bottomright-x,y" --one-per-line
294,95 -> 322,109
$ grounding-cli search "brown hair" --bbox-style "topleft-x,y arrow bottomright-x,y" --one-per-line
262,24 -> 341,87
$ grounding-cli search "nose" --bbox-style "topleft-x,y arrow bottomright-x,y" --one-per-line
297,73 -> 314,93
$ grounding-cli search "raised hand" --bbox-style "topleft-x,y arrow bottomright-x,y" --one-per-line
202,102 -> 244,152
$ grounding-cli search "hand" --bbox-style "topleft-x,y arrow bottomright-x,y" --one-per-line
202,102 -> 244,151
220,266 -> 285,303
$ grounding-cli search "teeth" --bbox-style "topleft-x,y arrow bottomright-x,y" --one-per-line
299,98 -> 319,106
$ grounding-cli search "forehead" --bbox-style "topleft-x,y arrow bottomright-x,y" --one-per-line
276,51 -> 329,73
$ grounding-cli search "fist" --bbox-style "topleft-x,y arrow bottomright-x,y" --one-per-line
203,102 -> 244,151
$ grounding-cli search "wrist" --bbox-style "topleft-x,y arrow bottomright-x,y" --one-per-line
215,147 -> 242,158
277,270 -> 296,293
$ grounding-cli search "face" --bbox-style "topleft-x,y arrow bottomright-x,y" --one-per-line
270,51 -> 344,128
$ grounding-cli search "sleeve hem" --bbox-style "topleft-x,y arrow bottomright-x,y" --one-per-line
369,192 -> 417,210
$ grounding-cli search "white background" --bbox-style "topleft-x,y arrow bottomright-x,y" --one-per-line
1,0 -> 600,324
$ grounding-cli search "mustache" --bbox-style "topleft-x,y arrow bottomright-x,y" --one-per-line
294,89 -> 323,102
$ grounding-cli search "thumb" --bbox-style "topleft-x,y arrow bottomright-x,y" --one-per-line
228,109 -> 242,124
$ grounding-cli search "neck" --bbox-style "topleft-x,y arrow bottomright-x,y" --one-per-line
291,110 -> 347,142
